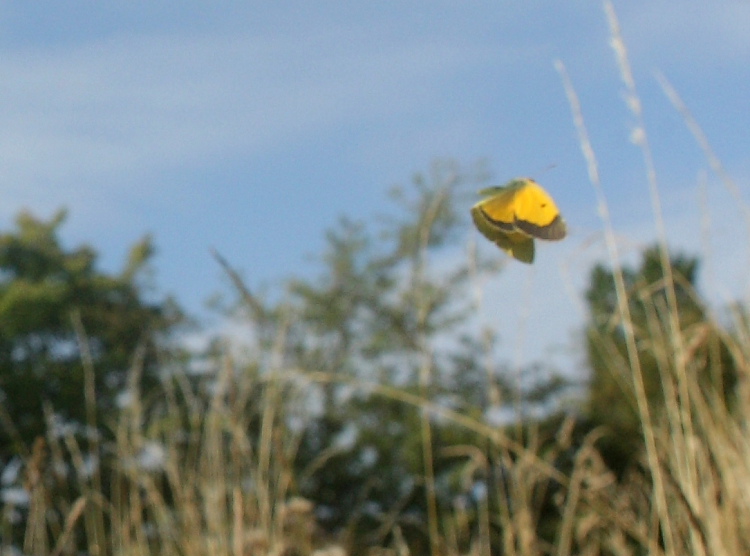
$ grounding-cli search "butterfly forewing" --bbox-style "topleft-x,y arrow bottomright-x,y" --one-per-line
473,187 -> 518,233
515,214 -> 566,240
511,180 -> 567,240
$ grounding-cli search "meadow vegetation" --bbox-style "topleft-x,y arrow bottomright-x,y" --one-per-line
2,3 -> 749,555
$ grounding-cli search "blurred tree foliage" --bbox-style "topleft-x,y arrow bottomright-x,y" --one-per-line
3,169 -> 748,554
0,209 -> 183,459
584,246 -> 738,475
217,161 -> 572,551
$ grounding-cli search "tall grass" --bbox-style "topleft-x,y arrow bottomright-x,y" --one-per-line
556,3 -> 750,556
3,2 -> 750,555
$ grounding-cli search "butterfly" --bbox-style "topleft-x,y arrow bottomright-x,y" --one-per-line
470,178 -> 566,264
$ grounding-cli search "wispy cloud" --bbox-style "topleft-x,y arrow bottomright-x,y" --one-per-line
0,25 -> 502,212
0,1 -> 745,341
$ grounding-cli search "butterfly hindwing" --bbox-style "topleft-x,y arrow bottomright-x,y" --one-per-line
494,231 -> 535,264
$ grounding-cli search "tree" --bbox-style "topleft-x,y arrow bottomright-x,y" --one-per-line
584,246 -> 737,475
0,209 -> 183,459
281,163 -> 501,544
217,161 -> 571,552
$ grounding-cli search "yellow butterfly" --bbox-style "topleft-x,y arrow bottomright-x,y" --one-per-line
470,178 -> 566,264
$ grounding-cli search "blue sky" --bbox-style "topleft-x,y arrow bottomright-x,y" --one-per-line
1,2 -> 749,374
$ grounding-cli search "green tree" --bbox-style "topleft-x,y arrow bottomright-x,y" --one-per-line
0,209 -> 183,458
218,161 -> 571,552
281,163 -> 502,545
585,246 -> 737,475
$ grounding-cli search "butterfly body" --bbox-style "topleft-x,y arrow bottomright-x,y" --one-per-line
471,178 -> 566,264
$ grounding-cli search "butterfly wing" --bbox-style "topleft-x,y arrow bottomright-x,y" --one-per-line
511,180 -> 567,240
495,231 -> 535,264
470,178 -> 566,264
473,184 -> 522,235
471,202 -> 535,263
